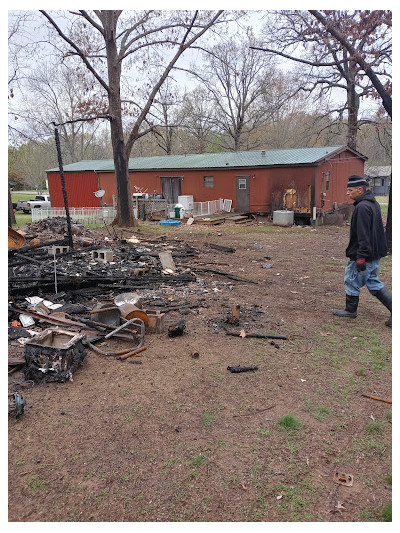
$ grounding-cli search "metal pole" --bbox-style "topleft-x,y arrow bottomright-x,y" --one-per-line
54,126 -> 74,249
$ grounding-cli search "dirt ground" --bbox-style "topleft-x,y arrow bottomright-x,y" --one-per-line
8,217 -> 392,523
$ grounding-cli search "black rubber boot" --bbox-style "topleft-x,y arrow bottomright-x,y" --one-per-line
374,287 -> 392,327
333,294 -> 359,318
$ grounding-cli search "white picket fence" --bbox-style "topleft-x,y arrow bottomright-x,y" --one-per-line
192,199 -> 232,217
31,207 -> 117,224
31,199 -> 232,223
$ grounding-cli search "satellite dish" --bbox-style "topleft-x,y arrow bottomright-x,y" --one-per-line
94,190 -> 105,198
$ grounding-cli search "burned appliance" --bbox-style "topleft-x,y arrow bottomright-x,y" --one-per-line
24,328 -> 86,383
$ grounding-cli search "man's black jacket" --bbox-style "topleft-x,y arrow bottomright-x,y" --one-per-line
346,190 -> 387,261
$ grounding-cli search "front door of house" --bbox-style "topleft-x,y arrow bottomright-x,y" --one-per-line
236,175 -> 250,212
161,177 -> 182,204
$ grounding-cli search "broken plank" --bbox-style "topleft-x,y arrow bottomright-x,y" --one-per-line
200,219 -> 226,226
158,251 -> 176,272
235,218 -> 253,224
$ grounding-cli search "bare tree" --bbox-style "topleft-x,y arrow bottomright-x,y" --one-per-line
181,31 -> 281,152
176,86 -> 219,153
13,141 -> 56,190
17,63 -> 107,163
40,10 -> 229,226
254,10 -> 392,150
149,80 -> 184,155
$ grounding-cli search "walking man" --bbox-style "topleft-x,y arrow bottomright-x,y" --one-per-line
333,175 -> 392,326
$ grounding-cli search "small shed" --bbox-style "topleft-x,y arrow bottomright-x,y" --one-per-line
47,145 -> 367,223
364,165 -> 391,196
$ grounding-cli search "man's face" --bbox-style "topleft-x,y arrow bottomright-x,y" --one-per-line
347,186 -> 363,201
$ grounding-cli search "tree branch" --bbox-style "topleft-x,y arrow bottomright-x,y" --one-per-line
39,10 -> 110,93
125,10 -> 223,153
249,46 -> 347,68
309,10 -> 392,117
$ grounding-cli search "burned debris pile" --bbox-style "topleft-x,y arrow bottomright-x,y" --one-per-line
8,218 -> 285,416
8,219 -> 208,391
9,220 -> 199,299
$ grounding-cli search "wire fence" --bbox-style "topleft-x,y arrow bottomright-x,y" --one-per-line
31,207 -> 117,224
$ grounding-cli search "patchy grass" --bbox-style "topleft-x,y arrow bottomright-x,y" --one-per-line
381,502 -> 392,522
278,415 -> 302,430
201,411 -> 213,427
366,421 -> 384,434
29,475 -> 45,491
190,454 -> 207,467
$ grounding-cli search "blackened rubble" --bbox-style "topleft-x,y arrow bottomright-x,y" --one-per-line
9,219 -> 201,299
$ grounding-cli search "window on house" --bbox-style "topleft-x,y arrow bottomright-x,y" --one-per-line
203,176 -> 214,188
326,171 -> 330,191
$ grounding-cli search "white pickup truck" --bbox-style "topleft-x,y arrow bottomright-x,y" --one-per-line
17,195 -> 51,213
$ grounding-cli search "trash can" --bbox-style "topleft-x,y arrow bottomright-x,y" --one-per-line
174,203 -> 184,218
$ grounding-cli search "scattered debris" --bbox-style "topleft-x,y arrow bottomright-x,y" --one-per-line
168,319 -> 186,337
8,392 -> 26,418
361,394 -> 392,404
205,242 -> 236,253
24,328 -> 87,383
118,345 -> 147,361
8,227 -> 26,249
225,330 -> 287,340
227,365 -> 259,373
226,304 -> 240,325
333,472 -> 353,487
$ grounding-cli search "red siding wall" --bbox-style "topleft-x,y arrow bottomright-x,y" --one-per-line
48,171 -> 100,208
47,150 -> 364,214
315,152 -> 365,212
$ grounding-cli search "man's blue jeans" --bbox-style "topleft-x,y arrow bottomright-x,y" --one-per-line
344,259 -> 384,296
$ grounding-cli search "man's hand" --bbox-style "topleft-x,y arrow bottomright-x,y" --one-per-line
356,258 -> 366,272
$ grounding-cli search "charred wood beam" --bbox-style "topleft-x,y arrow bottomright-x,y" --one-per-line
204,242 -> 236,253
8,272 -> 197,295
192,267 -> 258,284
9,272 -> 196,284
9,244 -> 104,267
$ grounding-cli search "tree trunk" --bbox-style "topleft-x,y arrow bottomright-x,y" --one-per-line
110,118 -> 136,227
8,185 -> 16,226
385,173 -> 392,254
346,69 -> 358,150
103,12 -> 137,227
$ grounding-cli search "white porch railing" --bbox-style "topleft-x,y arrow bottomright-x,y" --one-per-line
31,207 -> 117,224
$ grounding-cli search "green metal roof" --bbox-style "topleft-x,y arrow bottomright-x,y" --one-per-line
47,145 -> 363,173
